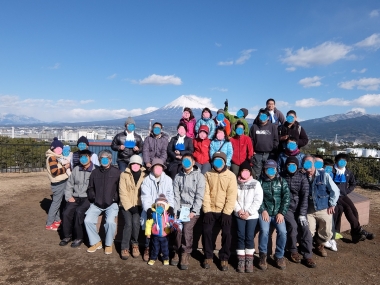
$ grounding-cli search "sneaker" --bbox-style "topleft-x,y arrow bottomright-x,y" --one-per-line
121,249 -> 130,260
171,252 -> 179,266
290,252 -> 302,263
180,253 -> 189,270
259,253 -> 267,270
87,241 -> 102,253
143,247 -> 150,262
105,246 -> 112,255
71,239 -> 83,248
351,232 -> 366,243
360,228 -> 375,240
132,244 -> 140,258
59,237 -> 72,246
316,244 -> 327,257
330,240 -> 338,252
203,258 -> 212,269
324,240 -> 332,249
148,260 -> 155,266
45,223 -> 59,231
335,232 -> 343,239
163,259 -> 169,266
275,256 -> 286,270
53,220 -> 61,227
220,260 -> 228,271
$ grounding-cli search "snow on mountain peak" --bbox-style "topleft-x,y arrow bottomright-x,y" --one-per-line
163,95 -> 218,111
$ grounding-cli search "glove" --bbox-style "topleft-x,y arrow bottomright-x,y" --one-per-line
298,215 -> 308,227
203,212 -> 214,224
129,206 -> 139,215
224,99 -> 228,108
220,213 -> 232,226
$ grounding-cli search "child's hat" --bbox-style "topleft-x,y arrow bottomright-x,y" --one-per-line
155,194 -> 168,207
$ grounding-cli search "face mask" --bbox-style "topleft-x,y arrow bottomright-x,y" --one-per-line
287,141 -> 297,151
131,164 -> 141,172
62,147 -> 70,157
216,132 -> 225,140
53,147 -> 62,155
325,165 -> 333,174
236,110 -> 244,118
259,113 -> 268,122
80,155 -> 89,165
153,165 -> 163,176
177,127 -> 186,136
78,142 -> 87,151
314,161 -> 324,169
199,131 -> 207,140
240,170 -> 251,179
156,206 -> 164,215
266,167 -> 276,176
303,160 -> 313,170
213,158 -> 224,169
153,127 -> 161,135
286,115 -> 295,124
182,158 -> 192,169
127,124 -> 135,132
236,127 -> 244,136
287,163 -> 297,173
338,159 -> 347,168
202,112 -> 210,120
100,157 -> 110,166
216,113 -> 225,121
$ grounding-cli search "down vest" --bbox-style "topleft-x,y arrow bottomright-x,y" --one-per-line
259,175 -> 290,216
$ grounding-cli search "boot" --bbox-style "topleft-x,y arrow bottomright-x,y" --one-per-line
316,244 -> 327,257
143,247 -> 150,262
351,228 -> 366,243
360,227 -> 375,240
258,253 -> 267,270
171,252 -> 179,266
245,249 -> 254,273
132,244 -> 140,258
180,252 -> 189,270
236,250 -> 245,273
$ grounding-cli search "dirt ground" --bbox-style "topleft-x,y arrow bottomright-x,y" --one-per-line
0,172 -> 379,285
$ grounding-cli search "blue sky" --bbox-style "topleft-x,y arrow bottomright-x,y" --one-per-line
0,0 -> 379,122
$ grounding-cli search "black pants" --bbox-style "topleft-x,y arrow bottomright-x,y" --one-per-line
62,197 -> 90,240
202,212 -> 231,261
121,207 -> 141,250
334,195 -> 360,233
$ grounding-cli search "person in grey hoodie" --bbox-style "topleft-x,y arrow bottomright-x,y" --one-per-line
172,153 -> 205,270
143,122 -> 169,169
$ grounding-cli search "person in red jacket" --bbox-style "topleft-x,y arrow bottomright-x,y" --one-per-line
230,121 -> 254,176
193,125 -> 211,174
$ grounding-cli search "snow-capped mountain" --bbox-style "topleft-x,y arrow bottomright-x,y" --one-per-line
0,114 -> 43,125
302,110 -> 367,123
161,95 -> 218,111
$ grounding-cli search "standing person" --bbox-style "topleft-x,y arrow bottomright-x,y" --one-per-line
45,137 -> 70,230
265,98 -> 285,125
140,158 -> 174,262
234,160 -> 263,273
59,150 -> 96,248
209,127 -> 233,168
111,117 -> 143,172
281,157 -> 316,268
277,136 -> 305,173
223,99 -> 249,137
193,125 -> 212,174
167,123 -> 194,179
179,107 -> 197,139
143,122 -> 169,170
278,110 -> 308,152
71,136 -> 99,169
84,150 -> 120,255
249,108 -> 279,179
303,155 -> 340,257
202,152 -> 237,271
119,155 -> 149,260
173,153 -> 205,270
230,121 -> 254,176
195,107 -> 216,139
214,109 -> 231,137
258,160 -> 290,270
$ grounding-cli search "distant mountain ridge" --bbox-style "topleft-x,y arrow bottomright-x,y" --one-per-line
0,114 -> 43,125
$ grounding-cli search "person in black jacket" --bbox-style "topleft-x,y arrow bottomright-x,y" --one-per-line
167,123 -> 194,179
111,117 -> 143,172
332,153 -> 375,242
278,110 -> 308,152
281,156 -> 316,268
84,150 -> 120,255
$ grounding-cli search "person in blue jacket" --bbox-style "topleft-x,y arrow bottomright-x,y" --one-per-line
209,127 -> 233,167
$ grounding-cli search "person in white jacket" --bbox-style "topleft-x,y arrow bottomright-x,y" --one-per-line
234,160 -> 263,273
140,158 -> 174,261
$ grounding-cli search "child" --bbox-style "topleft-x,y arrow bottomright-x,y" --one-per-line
195,107 -> 216,139
193,125 -> 211,174
58,145 -> 72,176
145,194 -> 175,266
209,127 -> 233,168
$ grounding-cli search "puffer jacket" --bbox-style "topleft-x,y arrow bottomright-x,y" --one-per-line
65,162 -> 96,201
111,131 -> 143,162
281,170 -> 309,216
203,167 -> 238,215
277,151 -> 305,173
145,204 -> 175,237
209,139 -> 233,166
230,134 -> 254,165
167,135 -> 194,163
223,106 -> 249,137
173,165 -> 205,215
234,177 -> 263,219
45,149 -> 69,184
193,137 -> 211,164
259,175 -> 290,216
119,166 -> 149,210
142,132 -> 169,165
179,117 -> 197,139
195,118 -> 216,139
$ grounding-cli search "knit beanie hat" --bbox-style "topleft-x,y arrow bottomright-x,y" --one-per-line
241,108 -> 248,118
286,156 -> 300,168
155,194 -> 168,208
129,154 -> 143,166
77,136 -> 89,146
199,125 -> 209,135
239,160 -> 253,176
125,117 -> 136,126
217,109 -> 225,115
50,137 -> 63,150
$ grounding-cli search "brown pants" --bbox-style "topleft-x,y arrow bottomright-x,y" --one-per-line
173,215 -> 199,253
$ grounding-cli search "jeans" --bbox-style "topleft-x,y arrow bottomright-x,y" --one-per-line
121,207 -> 141,250
84,203 -> 119,246
150,235 -> 169,260
253,152 -> 270,179
173,215 -> 199,253
258,214 -> 287,258
195,162 -> 212,175
117,161 -> 129,173
46,180 -> 67,226
235,216 -> 258,250
62,197 -> 90,240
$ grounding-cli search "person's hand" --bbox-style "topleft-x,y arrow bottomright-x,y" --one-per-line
203,212 -> 214,224
224,99 -> 228,108
327,206 -> 335,215
133,146 -> 139,152
119,145 -> 125,150
146,235 -> 151,239
176,155 -> 182,160
280,135 -> 289,141
221,213 -> 232,226
64,163 -> 70,169
241,212 -> 250,220
298,215 -> 308,227
276,213 -> 284,224
189,212 -> 195,219
146,163 -> 152,169
238,210 -> 244,217
261,210 -> 270,222
175,150 -> 180,155
68,197 -> 75,203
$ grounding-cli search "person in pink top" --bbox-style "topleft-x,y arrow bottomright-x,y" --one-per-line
179,107 -> 196,139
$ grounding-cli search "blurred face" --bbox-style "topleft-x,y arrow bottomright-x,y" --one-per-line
265,167 -> 276,178
303,157 -> 315,175
216,130 -> 225,140
266,100 -> 275,111
100,156 -> 111,168
240,169 -> 251,179
286,114 -> 296,124
177,126 -> 186,136
198,131 -> 207,140
182,156 -> 194,170
153,165 -> 164,177
213,158 -> 225,171
314,158 -> 324,170
130,163 -> 141,172
79,154 -> 90,166
183,111 -> 190,119
53,147 -> 62,155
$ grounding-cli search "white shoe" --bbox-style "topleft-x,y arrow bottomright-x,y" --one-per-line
324,240 -> 332,249
330,239 -> 338,252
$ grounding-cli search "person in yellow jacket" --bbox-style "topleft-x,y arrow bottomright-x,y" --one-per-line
119,155 -> 148,260
202,151 -> 238,271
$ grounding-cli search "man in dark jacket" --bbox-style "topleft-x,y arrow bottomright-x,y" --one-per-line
281,157 -> 316,268
278,110 -> 308,152
84,150 -> 120,255
111,117 -> 143,172
71,136 -> 99,169
143,122 -> 169,169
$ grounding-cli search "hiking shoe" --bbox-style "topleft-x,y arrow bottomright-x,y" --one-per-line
275,257 -> 286,270
351,232 -> 366,243
71,239 -> 83,248
203,258 -> 212,269
303,258 -> 317,268
259,253 -> 267,270
290,252 -> 302,263
316,244 -> 327,257
330,240 -> 338,251
220,260 -> 228,271
143,247 -> 150,262
59,238 -> 71,246
45,223 -> 59,231
105,246 -> 112,255
148,260 -> 155,266
180,253 -> 189,270
87,241 -> 102,253
132,244 -> 140,258
121,249 -> 130,260
360,228 -> 375,240
171,252 -> 179,266
163,259 -> 169,266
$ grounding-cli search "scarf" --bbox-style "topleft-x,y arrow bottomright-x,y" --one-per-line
285,148 -> 300,156
334,165 -> 346,183
268,110 -> 275,123
238,175 -> 253,183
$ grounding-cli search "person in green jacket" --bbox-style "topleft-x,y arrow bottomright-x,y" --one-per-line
223,99 -> 249,137
258,159 -> 290,271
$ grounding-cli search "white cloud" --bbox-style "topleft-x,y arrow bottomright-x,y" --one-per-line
352,94 -> 380,106
275,101 -> 290,109
137,74 -> 182,85
235,49 -> 256,65
48,63 -> 60,70
286,67 -> 296,72
218,61 -> 234,66
215,42 -> 222,47
338,77 -> 380,90
79,100 -> 94,104
370,9 -> 379,18
355,33 -> 380,50
351,68 -> 367,73
295,94 -> 380,108
281,42 -> 352,67
107,73 -> 117,80
298,76 -> 323,88
351,107 -> 366,113
210,87 -> 228,92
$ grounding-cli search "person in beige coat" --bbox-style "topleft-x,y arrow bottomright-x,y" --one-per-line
202,151 -> 238,271
119,155 -> 148,260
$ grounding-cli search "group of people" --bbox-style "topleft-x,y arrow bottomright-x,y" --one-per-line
44,98 -> 374,273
